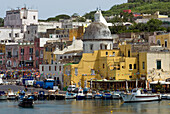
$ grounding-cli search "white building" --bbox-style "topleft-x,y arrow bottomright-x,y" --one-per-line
4,7 -> 38,32
0,27 -> 24,43
25,22 -> 62,41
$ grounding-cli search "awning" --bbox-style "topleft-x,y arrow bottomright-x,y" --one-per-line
150,81 -> 170,85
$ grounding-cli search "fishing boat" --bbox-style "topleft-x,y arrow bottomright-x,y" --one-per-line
56,94 -> 65,100
85,92 -> 93,99
0,91 -> 7,100
38,91 -> 46,100
65,92 -> 77,99
18,96 -> 34,108
102,90 -> 112,99
121,88 -> 161,103
76,88 -> 85,100
7,91 -> 16,100
48,90 -> 56,100
94,92 -> 103,99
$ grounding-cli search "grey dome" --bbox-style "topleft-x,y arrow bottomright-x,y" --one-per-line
83,22 -> 112,40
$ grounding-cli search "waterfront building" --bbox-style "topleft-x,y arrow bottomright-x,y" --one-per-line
0,44 -> 6,69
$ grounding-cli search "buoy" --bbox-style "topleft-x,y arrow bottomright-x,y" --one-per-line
111,111 -> 113,113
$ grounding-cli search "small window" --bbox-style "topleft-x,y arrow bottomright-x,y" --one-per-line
60,56 -> 62,59
100,44 -> 102,50
75,68 -> 78,75
113,52 -> 115,56
165,40 -> 167,48
103,64 -> 105,69
157,60 -> 161,69
49,66 -> 51,71
128,50 -> 130,57
134,64 -> 136,69
105,45 -> 107,50
90,44 -> 93,50
59,66 -> 61,71
51,60 -> 53,64
33,16 -> 36,20
91,69 -> 95,75
28,31 -> 30,34
55,66 -> 57,71
42,66 -> 44,71
129,64 -> 132,70
129,76 -> 132,78
157,40 -> 161,46
106,52 -> 108,55
142,62 -> 145,69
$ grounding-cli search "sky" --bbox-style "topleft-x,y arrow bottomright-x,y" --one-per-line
0,0 -> 127,19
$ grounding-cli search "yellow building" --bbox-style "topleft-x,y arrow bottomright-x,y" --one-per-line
64,43 -> 139,88
156,33 -> 170,49
69,26 -> 85,41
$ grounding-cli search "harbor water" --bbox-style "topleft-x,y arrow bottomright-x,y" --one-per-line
1,100 -> 170,114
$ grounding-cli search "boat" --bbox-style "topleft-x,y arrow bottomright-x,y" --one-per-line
7,91 -> 16,100
76,88 -> 85,100
0,91 -> 7,100
112,91 -> 122,99
18,96 -> 34,108
166,94 -> 170,100
121,88 -> 161,103
38,91 -> 46,100
47,90 -> 56,100
85,92 -> 93,99
94,92 -> 103,99
102,90 -> 112,99
56,94 -> 65,100
161,94 -> 170,99
65,92 -> 77,99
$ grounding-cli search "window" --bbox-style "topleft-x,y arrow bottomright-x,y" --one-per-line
51,60 -> 53,64
105,45 -> 107,49
103,64 -> 105,69
60,56 -> 62,59
28,31 -> 30,34
129,76 -> 132,78
9,33 -> 11,37
15,33 -> 19,37
0,61 -> 2,64
113,52 -> 115,56
106,52 -> 108,55
134,64 -> 136,69
55,66 -> 57,71
91,69 -> 95,75
75,68 -> 78,76
165,40 -> 167,47
49,66 -> 51,71
42,66 -> 44,71
21,48 -> 24,55
157,60 -> 161,69
36,50 -> 39,57
129,64 -> 132,70
51,54 -> 53,58
128,50 -> 130,57
142,62 -> 145,69
33,16 -> 36,20
29,48 -> 33,54
100,44 -> 102,50
157,40 -> 161,46
90,44 -> 93,50
59,66 -> 61,71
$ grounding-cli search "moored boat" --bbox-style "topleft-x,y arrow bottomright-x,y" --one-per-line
18,96 -> 34,108
7,91 -> 16,100
121,88 -> 161,103
65,92 -> 77,99
94,92 -> 103,99
102,90 -> 112,99
0,91 -> 7,100
76,88 -> 85,100
112,91 -> 122,99
38,91 -> 45,100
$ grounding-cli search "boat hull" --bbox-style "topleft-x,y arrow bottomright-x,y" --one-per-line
122,94 -> 161,103
76,95 -> 85,100
18,99 -> 34,108
0,95 -> 7,100
112,94 -> 121,99
56,95 -> 65,100
94,95 -> 102,99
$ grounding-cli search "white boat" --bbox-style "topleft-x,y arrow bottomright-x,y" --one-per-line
112,91 -> 122,99
7,91 -> 16,100
121,88 -> 161,103
166,94 -> 170,100
0,91 -> 7,100
65,92 -> 77,99
85,92 -> 93,99
76,88 -> 85,100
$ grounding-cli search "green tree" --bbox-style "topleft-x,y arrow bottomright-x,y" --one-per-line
0,18 -> 4,27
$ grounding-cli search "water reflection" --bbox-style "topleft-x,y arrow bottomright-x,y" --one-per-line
0,100 -> 170,114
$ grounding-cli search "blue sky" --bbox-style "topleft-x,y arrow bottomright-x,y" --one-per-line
0,0 -> 127,19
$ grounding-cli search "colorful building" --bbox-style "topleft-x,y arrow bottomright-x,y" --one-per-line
156,33 -> 170,49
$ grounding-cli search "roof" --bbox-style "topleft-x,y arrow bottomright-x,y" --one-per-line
53,39 -> 83,55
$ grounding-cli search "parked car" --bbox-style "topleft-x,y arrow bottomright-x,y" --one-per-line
67,85 -> 76,92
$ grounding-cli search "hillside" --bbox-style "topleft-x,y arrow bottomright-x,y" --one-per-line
84,1 -> 170,20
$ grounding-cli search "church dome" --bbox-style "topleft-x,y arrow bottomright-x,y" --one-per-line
83,22 -> 112,40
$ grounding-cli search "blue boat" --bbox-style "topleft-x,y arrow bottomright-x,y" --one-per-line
94,92 -> 103,99
102,90 -> 112,99
65,92 -> 77,99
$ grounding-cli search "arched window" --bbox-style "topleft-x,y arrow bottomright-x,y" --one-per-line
157,40 -> 161,46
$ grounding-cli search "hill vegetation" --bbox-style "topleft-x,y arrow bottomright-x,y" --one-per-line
84,1 -> 170,20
